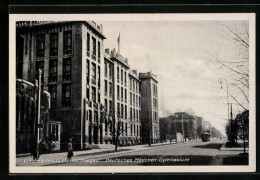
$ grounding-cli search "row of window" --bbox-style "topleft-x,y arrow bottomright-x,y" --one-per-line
104,62 -> 113,79
129,77 -> 141,93
116,85 -> 127,103
104,80 -> 113,98
86,59 -> 101,88
130,108 -> 140,121
49,84 -> 71,108
35,58 -> 72,83
86,32 -> 101,62
130,93 -> 141,108
117,66 -> 127,86
36,31 -> 101,61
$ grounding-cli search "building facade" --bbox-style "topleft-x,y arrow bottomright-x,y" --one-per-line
16,21 -> 106,150
139,72 -> 159,143
16,21 -> 158,151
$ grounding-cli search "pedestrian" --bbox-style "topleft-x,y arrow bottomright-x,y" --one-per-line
67,138 -> 73,161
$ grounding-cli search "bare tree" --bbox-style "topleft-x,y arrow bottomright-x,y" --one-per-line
207,21 -> 249,112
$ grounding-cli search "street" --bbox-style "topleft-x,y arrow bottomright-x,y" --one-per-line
46,138 -> 240,166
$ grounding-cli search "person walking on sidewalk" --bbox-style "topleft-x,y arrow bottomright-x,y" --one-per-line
67,138 -> 73,161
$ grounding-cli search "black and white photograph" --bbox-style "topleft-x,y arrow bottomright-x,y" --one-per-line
9,13 -> 256,173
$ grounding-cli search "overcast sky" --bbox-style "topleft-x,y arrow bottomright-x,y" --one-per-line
99,20 -> 248,135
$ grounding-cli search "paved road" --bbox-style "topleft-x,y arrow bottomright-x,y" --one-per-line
50,138 -> 239,166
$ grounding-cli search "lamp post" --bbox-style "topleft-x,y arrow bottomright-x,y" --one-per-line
218,78 -> 231,140
218,78 -> 229,121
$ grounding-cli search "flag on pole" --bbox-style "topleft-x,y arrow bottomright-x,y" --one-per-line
117,33 -> 120,43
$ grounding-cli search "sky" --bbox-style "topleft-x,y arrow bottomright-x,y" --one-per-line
99,20 -> 249,135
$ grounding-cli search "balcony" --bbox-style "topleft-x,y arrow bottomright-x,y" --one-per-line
104,92 -> 107,96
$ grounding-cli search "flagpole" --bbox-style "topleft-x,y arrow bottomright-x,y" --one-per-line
117,33 -> 120,54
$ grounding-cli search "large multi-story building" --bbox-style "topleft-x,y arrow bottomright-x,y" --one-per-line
16,21 -> 106,150
16,21 -> 158,151
139,72 -> 159,143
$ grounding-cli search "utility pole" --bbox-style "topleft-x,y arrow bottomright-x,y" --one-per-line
36,69 -> 42,159
182,113 -> 184,142
230,103 -> 234,143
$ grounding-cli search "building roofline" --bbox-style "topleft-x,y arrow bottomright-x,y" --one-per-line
16,21 -> 106,39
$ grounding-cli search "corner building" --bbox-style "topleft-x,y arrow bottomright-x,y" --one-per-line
16,21 -> 106,150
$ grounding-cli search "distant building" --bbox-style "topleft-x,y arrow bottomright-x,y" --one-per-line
139,71 -> 159,143
160,112 -> 198,141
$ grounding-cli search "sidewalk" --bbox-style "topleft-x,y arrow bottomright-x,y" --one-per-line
211,140 -> 249,165
16,142 -> 176,166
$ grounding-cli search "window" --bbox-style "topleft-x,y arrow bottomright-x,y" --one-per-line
62,84 -> 71,107
133,80 -> 135,91
91,63 -> 96,84
131,124 -> 133,135
49,60 -> 57,82
92,37 -> 96,60
92,87 -> 96,103
105,99 -> 107,111
49,85 -> 57,108
86,60 -> 90,83
117,67 -> 119,82
117,103 -> 120,117
130,93 -> 132,105
109,100 -> 112,112
50,33 -> 58,57
121,104 -> 124,118
130,108 -> 132,119
125,89 -> 127,103
98,41 -> 100,59
117,85 -> 119,100
125,105 -> 127,119
63,58 -> 71,81
63,31 -> 72,55
104,80 -> 107,95
129,78 -> 132,89
109,64 -> 112,78
36,34 -> 45,59
136,110 -> 138,120
98,66 -> 100,87
87,33 -> 90,57
134,109 -> 135,119
125,122 -> 127,136
86,86 -> 89,100
133,95 -> 135,106
124,72 -> 127,86
109,83 -> 112,97
121,87 -> 123,102
136,95 -> 138,106
105,62 -> 107,76
121,69 -> 123,84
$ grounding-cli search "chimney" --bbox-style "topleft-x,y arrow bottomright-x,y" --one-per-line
132,70 -> 137,75
105,48 -> 110,54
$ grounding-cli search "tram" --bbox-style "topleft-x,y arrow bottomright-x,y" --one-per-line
201,130 -> 211,142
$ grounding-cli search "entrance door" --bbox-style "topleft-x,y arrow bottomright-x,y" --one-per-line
93,125 -> 98,144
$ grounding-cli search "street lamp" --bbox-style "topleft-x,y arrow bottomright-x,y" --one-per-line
218,78 -> 229,122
